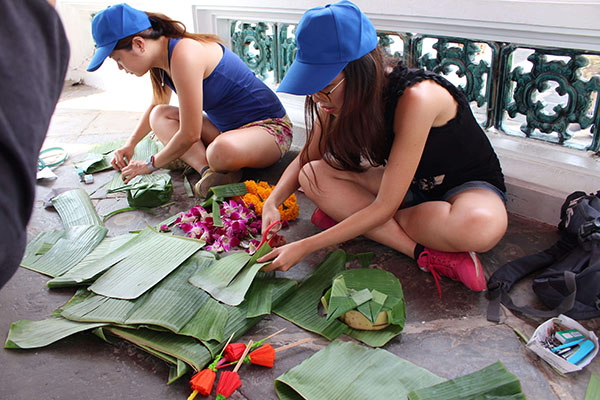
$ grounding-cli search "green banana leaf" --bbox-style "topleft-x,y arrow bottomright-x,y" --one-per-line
275,340 -> 445,400
407,361 -> 526,399
51,188 -> 104,228
109,173 -> 173,208
88,227 -> 204,299
62,255 -> 214,333
47,233 -> 137,288
273,250 -> 350,341
106,136 -> 161,189
326,276 -> 372,321
4,316 -> 106,349
20,225 -> 107,278
104,326 -> 212,372
89,139 -> 126,155
188,244 -> 272,306
586,373 -> 600,400
178,297 -> 229,342
74,153 -> 112,174
274,250 -> 405,347
245,272 -> 275,318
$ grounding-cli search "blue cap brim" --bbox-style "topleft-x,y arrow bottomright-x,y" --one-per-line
277,59 -> 347,95
86,42 -> 116,72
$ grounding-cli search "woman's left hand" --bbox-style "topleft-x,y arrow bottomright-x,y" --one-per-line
120,160 -> 151,184
258,240 -> 310,272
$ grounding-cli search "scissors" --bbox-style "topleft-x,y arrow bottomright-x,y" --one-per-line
257,220 -> 285,250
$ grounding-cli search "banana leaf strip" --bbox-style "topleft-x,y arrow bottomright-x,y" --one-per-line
47,233 -> 136,288
51,188 -> 104,228
407,361 -> 525,400
105,326 -> 212,372
206,182 -> 248,200
183,176 -> 194,198
20,225 -> 107,278
326,276 -> 372,321
245,272 -> 275,318
88,227 -> 204,299
74,153 -> 112,174
356,289 -> 387,324
63,254 -> 214,332
188,244 -> 272,306
275,340 -> 445,400
4,316 -> 106,349
586,373 -> 600,400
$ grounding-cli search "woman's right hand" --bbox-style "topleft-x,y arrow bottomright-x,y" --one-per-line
261,201 -> 281,235
111,144 -> 135,171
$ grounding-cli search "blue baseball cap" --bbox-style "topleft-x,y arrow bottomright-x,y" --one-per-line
87,3 -> 151,72
277,0 -> 377,95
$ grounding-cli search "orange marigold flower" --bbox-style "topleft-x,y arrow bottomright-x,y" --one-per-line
257,181 -> 271,189
244,180 -> 258,195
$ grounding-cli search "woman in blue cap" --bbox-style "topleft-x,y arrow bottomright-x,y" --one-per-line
87,3 -> 292,197
259,0 -> 508,294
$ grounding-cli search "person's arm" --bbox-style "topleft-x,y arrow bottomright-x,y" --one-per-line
120,39 -> 207,182
261,114 -> 325,233
152,39 -> 206,168
260,83 -> 443,271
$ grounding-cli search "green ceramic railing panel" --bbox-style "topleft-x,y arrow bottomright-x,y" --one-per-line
230,20 -> 600,153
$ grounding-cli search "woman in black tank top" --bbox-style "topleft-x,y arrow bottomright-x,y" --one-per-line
258,1 -> 508,295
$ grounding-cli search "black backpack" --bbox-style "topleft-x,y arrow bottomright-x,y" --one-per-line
487,190 -> 600,322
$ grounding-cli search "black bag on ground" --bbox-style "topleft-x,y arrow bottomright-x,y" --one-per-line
487,190 -> 600,322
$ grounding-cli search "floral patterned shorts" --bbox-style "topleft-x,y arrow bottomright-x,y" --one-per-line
240,114 -> 293,158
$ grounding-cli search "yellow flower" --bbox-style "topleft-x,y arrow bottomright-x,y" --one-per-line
241,180 -> 299,221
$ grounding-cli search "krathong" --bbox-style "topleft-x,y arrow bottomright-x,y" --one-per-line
241,180 -> 299,221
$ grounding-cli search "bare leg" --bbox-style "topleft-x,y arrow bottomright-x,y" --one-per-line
300,160 -> 507,257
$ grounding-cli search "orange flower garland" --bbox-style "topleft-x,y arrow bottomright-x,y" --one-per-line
241,180 -> 299,221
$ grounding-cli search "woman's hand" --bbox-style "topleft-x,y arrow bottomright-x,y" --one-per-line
261,201 -> 281,235
120,160 -> 151,184
112,145 -> 135,171
258,240 -> 310,272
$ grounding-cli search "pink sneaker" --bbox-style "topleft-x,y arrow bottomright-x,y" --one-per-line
416,248 -> 486,297
311,208 -> 337,230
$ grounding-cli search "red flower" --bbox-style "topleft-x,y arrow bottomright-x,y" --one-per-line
224,342 -> 246,362
215,371 -> 241,399
249,344 -> 276,368
189,368 -> 216,397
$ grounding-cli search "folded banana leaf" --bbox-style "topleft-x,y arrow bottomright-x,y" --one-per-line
188,243 -> 272,306
407,361 -> 525,399
106,136 -> 161,190
74,153 -> 112,174
88,227 -> 204,299
47,233 -> 137,288
275,340 -> 445,400
109,173 -> 173,208
4,316 -> 106,349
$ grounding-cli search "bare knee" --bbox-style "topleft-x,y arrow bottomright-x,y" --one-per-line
149,105 -> 179,142
461,207 -> 508,252
206,137 -> 239,172
299,160 -> 333,199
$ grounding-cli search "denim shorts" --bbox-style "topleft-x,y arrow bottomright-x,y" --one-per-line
401,180 -> 507,209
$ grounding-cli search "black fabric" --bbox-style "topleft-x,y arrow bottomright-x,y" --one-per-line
0,0 -> 70,288
384,62 -> 506,197
487,191 -> 600,322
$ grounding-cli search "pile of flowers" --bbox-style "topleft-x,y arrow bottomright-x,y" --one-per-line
241,180 -> 299,221
173,200 -> 262,253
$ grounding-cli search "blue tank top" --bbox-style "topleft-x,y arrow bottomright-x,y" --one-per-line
162,38 -> 286,132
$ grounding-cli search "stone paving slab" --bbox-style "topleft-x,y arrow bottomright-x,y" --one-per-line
1,83 -> 598,400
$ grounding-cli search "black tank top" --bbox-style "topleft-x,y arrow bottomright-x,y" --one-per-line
384,63 -> 506,196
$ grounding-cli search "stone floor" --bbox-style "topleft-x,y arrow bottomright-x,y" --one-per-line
0,81 -> 598,400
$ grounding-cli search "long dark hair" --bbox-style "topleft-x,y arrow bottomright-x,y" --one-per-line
114,12 -> 222,104
300,47 -> 390,173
